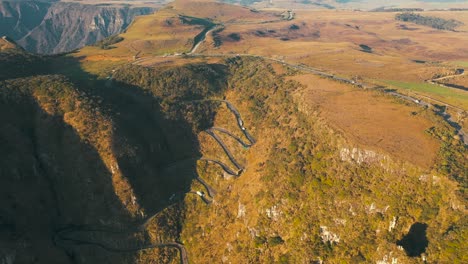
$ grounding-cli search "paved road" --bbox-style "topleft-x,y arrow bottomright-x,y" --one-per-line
199,158 -> 242,177
182,54 -> 468,146
438,110 -> 468,145
427,70 -> 467,92
431,70 -> 465,82
196,176 -> 217,198
186,99 -> 256,145
222,100 -> 257,145
211,127 -> 253,148
182,99 -> 257,175
55,226 -> 189,264
204,128 -> 244,171
189,25 -> 222,54
159,156 -> 242,177
188,191 -> 212,204
387,91 -> 431,108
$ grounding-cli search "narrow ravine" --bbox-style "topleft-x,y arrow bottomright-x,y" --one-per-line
53,100 -> 256,264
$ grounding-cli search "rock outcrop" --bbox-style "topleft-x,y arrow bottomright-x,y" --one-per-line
0,1 -> 154,54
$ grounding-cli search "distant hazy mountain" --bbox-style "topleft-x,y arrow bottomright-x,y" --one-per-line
222,0 -> 468,10
0,1 -> 153,54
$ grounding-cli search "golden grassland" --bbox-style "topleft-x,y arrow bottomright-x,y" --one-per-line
4,2 -> 467,261
70,0 -> 282,66
290,73 -> 440,169
64,6 -> 468,175
438,74 -> 468,88
69,7 -> 207,67
204,10 -> 468,109
174,58 -> 466,263
73,3 -> 468,118
74,5 -> 468,75
60,0 -> 170,8
250,0 -> 468,10
171,0 -> 280,23
137,55 -> 224,68
0,38 -> 17,51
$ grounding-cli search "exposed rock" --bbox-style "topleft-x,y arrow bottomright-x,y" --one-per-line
265,205 -> 281,221
419,174 -> 441,185
376,253 -> 398,264
340,147 -> 386,165
0,1 -> 155,54
389,216 -> 397,232
237,202 -> 246,218
319,226 -> 340,245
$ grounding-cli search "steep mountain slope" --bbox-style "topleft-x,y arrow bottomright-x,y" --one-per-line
1,1 -> 467,263
0,44 -> 227,263
0,1 -> 154,54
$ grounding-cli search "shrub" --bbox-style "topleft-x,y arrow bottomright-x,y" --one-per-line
359,44 -> 372,53
395,13 -> 463,31
289,24 -> 300,30
269,236 -> 285,246
228,33 -> 241,41
93,35 -> 124,50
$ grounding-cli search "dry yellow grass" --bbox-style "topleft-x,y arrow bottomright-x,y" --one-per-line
210,10 -> 468,80
0,37 -> 17,50
290,73 -> 440,169
195,9 -> 468,111
171,0 -> 280,23
439,74 -> 468,88
136,55 -> 224,68
72,4 -> 468,110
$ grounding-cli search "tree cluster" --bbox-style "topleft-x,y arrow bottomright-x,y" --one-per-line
396,12 -> 463,31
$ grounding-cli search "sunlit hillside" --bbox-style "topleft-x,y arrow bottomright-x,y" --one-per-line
1,1 -> 466,264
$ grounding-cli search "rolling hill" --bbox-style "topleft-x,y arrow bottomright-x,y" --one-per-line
0,1 -> 467,263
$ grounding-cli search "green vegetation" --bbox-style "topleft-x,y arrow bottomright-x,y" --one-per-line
93,35 -> 124,50
289,24 -> 300,30
181,57 -> 467,263
1,45 -> 466,264
212,26 -> 225,47
384,80 -> 468,109
112,63 -> 227,131
451,61 -> 468,68
227,33 -> 241,41
0,49 -> 232,264
0,49 -> 48,81
395,13 -> 464,31
425,113 -> 467,189
359,44 -> 372,53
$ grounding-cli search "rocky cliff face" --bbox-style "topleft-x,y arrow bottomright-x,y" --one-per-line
0,1 -> 153,54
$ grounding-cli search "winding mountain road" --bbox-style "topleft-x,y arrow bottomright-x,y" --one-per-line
53,99 -> 256,263
186,99 -> 256,145
427,69 -> 467,92
55,226 -> 189,264
180,54 -> 468,146
189,25 -> 223,54
211,127 -> 253,148
204,128 -> 244,171
196,176 -> 217,198
199,158 -> 242,177
188,191 -> 212,204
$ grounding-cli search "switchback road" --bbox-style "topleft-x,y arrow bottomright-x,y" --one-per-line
55,226 -> 189,264
204,128 -> 244,171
